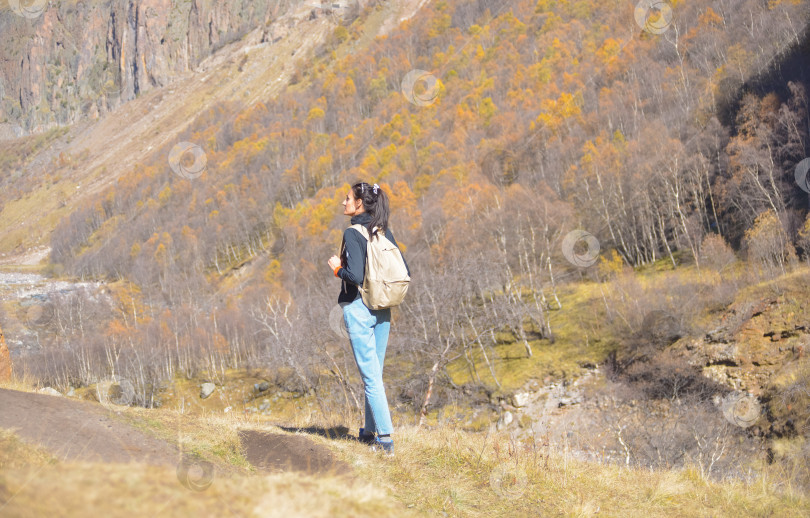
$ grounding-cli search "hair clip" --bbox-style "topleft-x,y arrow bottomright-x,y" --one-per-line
373,183 -> 379,194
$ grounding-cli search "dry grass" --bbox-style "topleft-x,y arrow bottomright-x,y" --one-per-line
0,373 -> 40,394
320,423 -> 809,517
0,418 -> 405,517
0,428 -> 58,470
95,406 -> 810,516
1,381 -> 808,516
0,459 -> 399,518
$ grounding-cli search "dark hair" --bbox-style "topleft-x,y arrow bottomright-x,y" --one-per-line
352,181 -> 389,240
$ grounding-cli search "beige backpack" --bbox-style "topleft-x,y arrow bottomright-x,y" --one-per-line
343,224 -> 410,309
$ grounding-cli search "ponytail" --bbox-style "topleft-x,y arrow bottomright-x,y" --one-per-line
351,181 -> 390,239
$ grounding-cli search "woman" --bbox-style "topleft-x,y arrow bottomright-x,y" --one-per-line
327,182 -> 410,456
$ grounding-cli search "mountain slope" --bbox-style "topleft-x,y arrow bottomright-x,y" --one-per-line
0,0 -> 425,257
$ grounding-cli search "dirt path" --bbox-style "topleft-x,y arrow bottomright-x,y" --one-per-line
238,429 -> 352,477
0,388 -> 179,466
0,388 -> 354,479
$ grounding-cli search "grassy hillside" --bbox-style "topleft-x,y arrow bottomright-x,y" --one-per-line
5,255 -> 809,497
1,406 -> 807,517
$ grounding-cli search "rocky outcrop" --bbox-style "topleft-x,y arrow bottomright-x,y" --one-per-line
679,295 -> 809,395
37,386 -> 62,397
0,324 -> 11,382
0,0 -> 288,136
200,382 -> 215,399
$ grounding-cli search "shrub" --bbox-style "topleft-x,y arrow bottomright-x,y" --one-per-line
744,210 -> 797,280
699,233 -> 736,272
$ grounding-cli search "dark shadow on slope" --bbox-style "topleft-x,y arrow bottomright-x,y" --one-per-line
238,429 -> 353,477
276,424 -> 352,441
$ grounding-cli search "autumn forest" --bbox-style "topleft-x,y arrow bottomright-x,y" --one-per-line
6,0 -> 810,486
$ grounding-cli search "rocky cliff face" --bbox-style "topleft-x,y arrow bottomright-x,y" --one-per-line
0,0 -> 291,137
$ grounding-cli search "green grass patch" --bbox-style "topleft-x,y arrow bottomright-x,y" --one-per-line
446,280 -> 617,394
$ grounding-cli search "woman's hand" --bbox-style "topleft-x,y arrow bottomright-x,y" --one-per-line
328,255 -> 341,271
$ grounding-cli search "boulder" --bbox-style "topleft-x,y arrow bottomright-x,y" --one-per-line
512,392 -> 531,407
496,411 -> 513,431
705,342 -> 740,366
200,382 -> 216,399
37,387 -> 62,397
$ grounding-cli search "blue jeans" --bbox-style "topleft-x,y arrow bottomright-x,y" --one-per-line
342,295 -> 393,435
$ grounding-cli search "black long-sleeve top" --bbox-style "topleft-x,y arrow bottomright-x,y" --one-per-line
337,211 -> 410,304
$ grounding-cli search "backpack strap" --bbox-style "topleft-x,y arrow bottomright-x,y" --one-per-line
350,224 -> 380,240
351,223 -> 367,239
338,223 -> 379,257
340,224 -> 383,270
339,224 -> 375,292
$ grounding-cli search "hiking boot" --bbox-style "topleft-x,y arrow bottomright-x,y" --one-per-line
358,427 -> 375,444
371,436 -> 394,456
